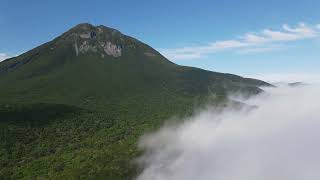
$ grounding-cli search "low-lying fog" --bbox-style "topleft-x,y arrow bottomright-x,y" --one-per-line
136,83 -> 320,180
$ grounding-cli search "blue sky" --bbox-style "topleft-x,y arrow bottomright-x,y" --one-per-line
1,0 -> 319,77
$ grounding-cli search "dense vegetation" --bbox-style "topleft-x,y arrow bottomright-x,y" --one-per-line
0,97 -> 208,179
0,23 -> 269,179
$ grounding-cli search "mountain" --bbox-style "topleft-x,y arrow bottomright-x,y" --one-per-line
0,23 -> 270,179
288,82 -> 307,87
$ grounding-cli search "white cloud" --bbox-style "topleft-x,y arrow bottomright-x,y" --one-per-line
161,22 -> 320,60
243,33 -> 268,44
237,45 -> 284,54
248,73 -> 320,84
0,53 -> 11,62
262,29 -> 300,41
164,52 -> 202,60
136,84 -> 320,180
210,40 -> 247,49
161,40 -> 248,60
283,23 -> 317,37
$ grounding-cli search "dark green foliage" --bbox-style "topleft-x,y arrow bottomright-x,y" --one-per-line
0,23 -> 270,179
0,97 -> 203,179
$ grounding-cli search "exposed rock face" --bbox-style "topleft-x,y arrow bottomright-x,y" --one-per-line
74,43 -> 79,56
74,40 -> 122,57
78,41 -> 97,53
97,27 -> 104,33
71,24 -> 123,58
79,41 -> 90,52
101,42 -> 122,57
79,32 -> 91,39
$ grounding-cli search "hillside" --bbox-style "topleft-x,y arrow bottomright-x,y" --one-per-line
0,23 -> 270,179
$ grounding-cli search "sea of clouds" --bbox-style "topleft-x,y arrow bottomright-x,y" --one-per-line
136,82 -> 320,180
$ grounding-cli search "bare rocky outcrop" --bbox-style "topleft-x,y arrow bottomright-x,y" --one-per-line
74,40 -> 122,57
72,25 -> 123,58
74,43 -> 79,56
101,41 -> 122,57
79,33 -> 91,39
78,41 -> 97,53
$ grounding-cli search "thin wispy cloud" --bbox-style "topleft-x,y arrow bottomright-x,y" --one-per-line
236,44 -> 286,54
0,53 -> 11,62
161,22 -> 320,60
249,72 -> 320,84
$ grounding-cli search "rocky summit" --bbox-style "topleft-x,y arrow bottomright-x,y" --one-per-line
68,24 -> 123,57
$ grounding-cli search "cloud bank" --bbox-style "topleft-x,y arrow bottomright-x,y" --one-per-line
161,22 -> 320,60
136,84 -> 320,180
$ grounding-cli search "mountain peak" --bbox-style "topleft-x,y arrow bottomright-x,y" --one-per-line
70,23 -> 122,35
73,23 -> 95,29
61,23 -> 126,57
